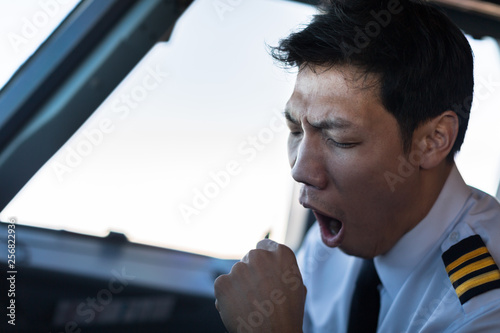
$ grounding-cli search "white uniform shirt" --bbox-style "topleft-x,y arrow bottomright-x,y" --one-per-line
297,165 -> 500,332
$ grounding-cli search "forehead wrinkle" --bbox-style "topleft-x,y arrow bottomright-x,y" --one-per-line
284,108 -> 359,136
286,67 -> 378,131
284,104 -> 360,132
307,117 -> 355,130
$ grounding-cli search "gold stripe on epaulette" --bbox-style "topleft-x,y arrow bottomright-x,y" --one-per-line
442,235 -> 500,305
455,270 -> 500,298
449,256 -> 496,283
445,247 -> 488,273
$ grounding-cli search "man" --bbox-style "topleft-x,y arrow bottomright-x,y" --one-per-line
214,0 -> 500,332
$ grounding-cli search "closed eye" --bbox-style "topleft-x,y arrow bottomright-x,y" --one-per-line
327,139 -> 357,148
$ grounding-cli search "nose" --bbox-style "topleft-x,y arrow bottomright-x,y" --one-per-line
291,135 -> 328,189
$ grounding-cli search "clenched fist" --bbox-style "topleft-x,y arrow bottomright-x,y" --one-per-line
214,239 -> 306,333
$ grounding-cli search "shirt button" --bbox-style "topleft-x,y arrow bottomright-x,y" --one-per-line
450,231 -> 460,243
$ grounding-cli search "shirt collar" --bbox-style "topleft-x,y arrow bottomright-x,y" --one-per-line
374,164 -> 472,299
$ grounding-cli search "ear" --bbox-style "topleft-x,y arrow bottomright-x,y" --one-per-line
414,111 -> 459,169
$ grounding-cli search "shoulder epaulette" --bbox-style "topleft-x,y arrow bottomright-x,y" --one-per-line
441,234 -> 500,305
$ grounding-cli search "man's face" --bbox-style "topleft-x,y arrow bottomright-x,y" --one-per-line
286,65 -> 422,258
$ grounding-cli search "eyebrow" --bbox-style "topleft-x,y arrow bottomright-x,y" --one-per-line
284,109 -> 355,130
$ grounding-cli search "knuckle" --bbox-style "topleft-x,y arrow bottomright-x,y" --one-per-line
277,243 -> 293,255
230,260 -> 248,275
214,274 -> 229,292
247,249 -> 260,261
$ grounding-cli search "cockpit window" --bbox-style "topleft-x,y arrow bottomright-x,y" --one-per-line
0,0 -> 81,90
455,36 -> 500,198
0,0 -> 316,259
1,0 -> 499,260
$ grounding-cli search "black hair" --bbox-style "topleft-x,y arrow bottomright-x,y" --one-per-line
272,0 -> 474,162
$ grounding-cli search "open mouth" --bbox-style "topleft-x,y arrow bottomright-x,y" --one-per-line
313,210 -> 345,248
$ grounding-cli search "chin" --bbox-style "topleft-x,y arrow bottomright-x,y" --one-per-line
336,243 -> 378,259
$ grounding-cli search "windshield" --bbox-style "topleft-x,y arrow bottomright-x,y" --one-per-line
0,0 -> 317,259
1,0 -> 499,260
0,0 -> 81,90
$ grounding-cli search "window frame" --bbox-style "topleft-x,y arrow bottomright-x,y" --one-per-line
0,0 -> 190,210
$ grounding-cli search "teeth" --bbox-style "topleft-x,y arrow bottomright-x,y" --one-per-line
329,220 -> 341,235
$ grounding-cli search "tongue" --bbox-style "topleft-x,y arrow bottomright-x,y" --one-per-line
329,219 -> 342,235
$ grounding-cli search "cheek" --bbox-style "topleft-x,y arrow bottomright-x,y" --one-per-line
324,151 -> 374,192
339,153 -> 414,222
327,146 -> 401,200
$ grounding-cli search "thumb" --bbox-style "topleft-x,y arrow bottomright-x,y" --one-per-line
256,238 -> 279,251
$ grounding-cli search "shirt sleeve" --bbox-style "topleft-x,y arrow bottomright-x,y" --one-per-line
444,297 -> 500,332
295,222 -> 318,333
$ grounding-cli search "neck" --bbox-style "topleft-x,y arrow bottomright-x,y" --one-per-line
374,162 -> 455,257
407,161 -> 454,233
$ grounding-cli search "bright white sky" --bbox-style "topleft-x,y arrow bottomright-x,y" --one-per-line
456,36 -> 500,196
0,0 -> 499,260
